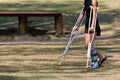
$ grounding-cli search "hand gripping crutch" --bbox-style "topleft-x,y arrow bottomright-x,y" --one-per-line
86,6 -> 98,68
58,8 -> 85,65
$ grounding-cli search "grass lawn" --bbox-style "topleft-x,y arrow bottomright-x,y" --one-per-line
0,0 -> 119,80
0,0 -> 108,26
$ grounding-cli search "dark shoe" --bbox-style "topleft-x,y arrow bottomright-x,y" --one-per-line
99,56 -> 107,67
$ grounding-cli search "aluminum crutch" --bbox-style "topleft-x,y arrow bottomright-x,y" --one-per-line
86,6 -> 98,68
59,8 -> 85,65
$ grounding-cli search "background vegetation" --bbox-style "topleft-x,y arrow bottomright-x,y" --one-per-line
0,0 -> 119,80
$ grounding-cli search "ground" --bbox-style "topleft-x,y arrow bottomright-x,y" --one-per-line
0,0 -> 119,80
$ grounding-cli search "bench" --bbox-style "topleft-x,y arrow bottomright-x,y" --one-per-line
0,12 -> 63,34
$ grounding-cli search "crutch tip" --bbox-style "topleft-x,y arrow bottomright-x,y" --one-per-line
58,61 -> 62,65
86,66 -> 89,68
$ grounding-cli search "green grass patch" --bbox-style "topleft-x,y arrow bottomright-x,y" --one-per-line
0,0 -> 108,25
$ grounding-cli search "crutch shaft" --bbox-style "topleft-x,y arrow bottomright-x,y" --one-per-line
59,8 -> 85,65
86,6 -> 98,68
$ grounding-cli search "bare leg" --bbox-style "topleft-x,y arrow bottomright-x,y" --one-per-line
84,33 -> 105,62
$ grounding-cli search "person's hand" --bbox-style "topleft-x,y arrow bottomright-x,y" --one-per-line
89,26 -> 94,33
73,26 -> 79,31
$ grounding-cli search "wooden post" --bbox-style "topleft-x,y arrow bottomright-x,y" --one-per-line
54,14 -> 63,34
18,16 -> 27,34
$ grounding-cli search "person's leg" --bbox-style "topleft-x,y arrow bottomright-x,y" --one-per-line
85,33 -> 99,69
84,33 -> 89,49
90,33 -> 107,66
84,33 -> 95,49
97,51 -> 107,66
84,33 -> 107,67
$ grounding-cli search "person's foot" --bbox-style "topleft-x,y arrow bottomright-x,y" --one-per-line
88,61 -> 99,70
99,56 -> 107,67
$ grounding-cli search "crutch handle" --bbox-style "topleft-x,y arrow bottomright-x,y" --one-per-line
90,6 -> 99,9
72,26 -> 79,31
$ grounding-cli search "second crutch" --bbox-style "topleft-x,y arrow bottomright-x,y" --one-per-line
58,8 -> 85,65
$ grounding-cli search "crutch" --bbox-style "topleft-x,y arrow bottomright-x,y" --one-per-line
58,8 -> 85,65
86,6 -> 98,68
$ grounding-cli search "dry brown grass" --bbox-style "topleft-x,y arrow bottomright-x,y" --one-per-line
0,0 -> 119,80
0,33 -> 119,80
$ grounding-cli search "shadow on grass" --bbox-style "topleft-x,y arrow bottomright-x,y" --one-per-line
0,75 -> 44,80
0,47 -> 119,79
0,27 -> 48,36
0,28 -> 17,35
0,75 -> 20,80
98,10 -> 119,24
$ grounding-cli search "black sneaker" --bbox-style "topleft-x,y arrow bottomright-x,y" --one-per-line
99,56 -> 107,67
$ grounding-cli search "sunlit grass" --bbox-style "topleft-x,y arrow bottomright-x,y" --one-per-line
0,0 -> 107,12
0,0 -> 110,28
0,1 -> 119,80
0,38 -> 119,80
